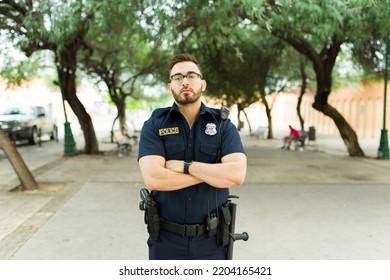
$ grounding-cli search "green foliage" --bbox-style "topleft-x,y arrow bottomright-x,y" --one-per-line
0,59 -> 38,86
264,0 -> 374,37
351,37 -> 388,80
146,0 -> 300,108
333,44 -> 366,88
80,0 -> 171,110
0,44 -> 42,86
246,0 -> 390,95
1,0 -> 389,111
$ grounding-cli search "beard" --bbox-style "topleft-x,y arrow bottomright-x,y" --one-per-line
171,87 -> 201,105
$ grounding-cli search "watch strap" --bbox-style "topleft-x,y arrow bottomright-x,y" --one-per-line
184,161 -> 192,174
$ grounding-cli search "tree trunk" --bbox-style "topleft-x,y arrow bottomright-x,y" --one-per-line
58,49 -> 100,155
110,95 -> 127,142
117,99 -> 127,134
260,91 -> 273,139
312,56 -> 365,157
242,109 -> 252,134
236,104 -> 244,131
0,129 -> 38,191
283,35 -> 365,157
313,97 -> 365,157
297,60 -> 307,131
266,109 -> 273,139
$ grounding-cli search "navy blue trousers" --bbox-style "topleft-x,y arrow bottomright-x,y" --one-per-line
148,230 -> 227,260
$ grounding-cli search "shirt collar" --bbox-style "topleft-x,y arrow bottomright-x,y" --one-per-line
169,102 -> 211,116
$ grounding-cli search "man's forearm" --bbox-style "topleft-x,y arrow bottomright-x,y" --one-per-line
143,167 -> 202,191
165,154 -> 246,189
188,160 -> 246,188
139,156 -> 202,191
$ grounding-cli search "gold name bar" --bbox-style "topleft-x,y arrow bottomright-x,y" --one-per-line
159,127 -> 180,136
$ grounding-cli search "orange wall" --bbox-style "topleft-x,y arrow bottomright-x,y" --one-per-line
264,81 -> 390,139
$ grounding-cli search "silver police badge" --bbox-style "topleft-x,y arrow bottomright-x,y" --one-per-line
205,123 -> 217,136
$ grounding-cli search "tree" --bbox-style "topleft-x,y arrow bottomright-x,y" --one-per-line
142,0 -> 325,140
0,129 -> 38,191
0,39 -> 46,191
150,0 -> 297,138
81,31 -> 169,137
1,0 -> 99,154
254,0 -> 390,156
1,0 -> 171,153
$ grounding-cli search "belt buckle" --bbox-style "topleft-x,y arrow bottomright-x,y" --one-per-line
184,224 -> 198,237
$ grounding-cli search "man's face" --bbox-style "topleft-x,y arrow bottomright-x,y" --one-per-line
168,61 -> 206,105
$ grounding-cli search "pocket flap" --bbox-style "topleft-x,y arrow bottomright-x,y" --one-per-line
200,143 -> 218,156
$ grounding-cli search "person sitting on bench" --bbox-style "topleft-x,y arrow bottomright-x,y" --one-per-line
281,125 -> 300,150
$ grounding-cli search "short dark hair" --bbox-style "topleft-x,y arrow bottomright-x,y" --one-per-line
169,53 -> 203,77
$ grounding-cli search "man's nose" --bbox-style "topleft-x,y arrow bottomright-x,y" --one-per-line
182,76 -> 190,84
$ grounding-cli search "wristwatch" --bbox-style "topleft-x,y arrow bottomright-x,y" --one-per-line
184,161 -> 192,174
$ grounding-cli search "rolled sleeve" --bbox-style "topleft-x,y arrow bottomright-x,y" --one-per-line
138,118 -> 166,161
220,120 -> 245,158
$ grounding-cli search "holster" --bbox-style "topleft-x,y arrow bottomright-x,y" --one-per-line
140,188 -> 160,241
217,201 -> 231,247
145,202 -> 160,240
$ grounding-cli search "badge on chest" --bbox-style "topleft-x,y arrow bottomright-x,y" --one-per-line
205,123 -> 217,136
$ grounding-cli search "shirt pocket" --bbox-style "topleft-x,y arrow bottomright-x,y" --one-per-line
199,143 -> 219,163
165,141 -> 185,160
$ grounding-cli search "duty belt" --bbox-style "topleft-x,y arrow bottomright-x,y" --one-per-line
160,219 -> 207,237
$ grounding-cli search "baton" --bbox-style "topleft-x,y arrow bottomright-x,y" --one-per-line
227,196 -> 249,260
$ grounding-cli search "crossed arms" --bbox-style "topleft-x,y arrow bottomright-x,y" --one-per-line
138,153 -> 247,191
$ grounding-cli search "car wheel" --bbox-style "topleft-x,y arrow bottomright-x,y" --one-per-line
50,125 -> 58,141
29,127 -> 39,145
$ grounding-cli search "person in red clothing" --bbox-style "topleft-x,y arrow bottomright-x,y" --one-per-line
281,125 -> 300,149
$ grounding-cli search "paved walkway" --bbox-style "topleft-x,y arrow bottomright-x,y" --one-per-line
0,133 -> 389,260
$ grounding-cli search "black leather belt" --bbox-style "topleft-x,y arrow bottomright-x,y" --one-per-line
160,219 -> 206,237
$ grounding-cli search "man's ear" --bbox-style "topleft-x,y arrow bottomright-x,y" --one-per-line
167,83 -> 172,93
201,80 -> 207,92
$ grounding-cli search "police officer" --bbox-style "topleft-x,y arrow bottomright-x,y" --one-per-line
138,53 -> 247,260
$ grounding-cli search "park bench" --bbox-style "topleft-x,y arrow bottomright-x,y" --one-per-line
291,130 -> 307,151
112,129 -> 138,157
291,126 -> 316,151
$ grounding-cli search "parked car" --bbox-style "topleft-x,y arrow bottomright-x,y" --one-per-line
0,105 -> 58,145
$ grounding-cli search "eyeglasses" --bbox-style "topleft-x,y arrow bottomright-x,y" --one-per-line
170,72 -> 202,83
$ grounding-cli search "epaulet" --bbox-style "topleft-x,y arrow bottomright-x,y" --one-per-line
207,107 -> 229,121
150,107 -> 171,118
209,107 -> 221,119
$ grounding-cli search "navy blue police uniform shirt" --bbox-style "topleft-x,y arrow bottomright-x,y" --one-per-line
138,102 -> 245,225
